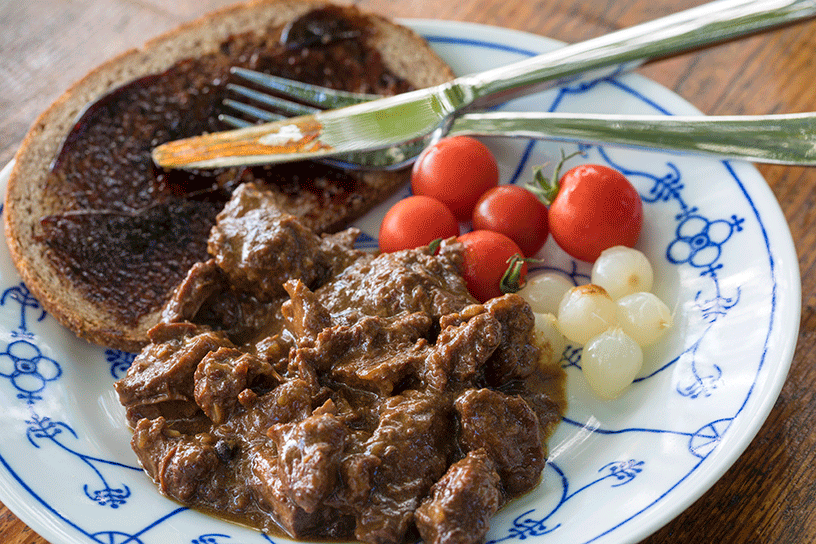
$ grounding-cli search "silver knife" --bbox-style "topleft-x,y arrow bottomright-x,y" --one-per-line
153,0 -> 816,170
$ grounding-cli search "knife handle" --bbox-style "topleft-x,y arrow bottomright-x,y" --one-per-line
449,111 -> 816,166
462,0 -> 816,107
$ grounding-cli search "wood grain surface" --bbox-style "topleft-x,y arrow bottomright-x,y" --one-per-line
2,0 -> 816,542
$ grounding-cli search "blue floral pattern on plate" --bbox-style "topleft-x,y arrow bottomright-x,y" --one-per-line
0,21 -> 800,544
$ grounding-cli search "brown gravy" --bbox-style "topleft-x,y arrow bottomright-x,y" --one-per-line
114,182 -> 566,544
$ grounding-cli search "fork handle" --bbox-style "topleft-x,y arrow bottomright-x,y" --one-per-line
464,0 -> 816,106
449,111 -> 816,165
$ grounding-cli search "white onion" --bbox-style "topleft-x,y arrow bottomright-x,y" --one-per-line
519,272 -> 574,315
591,246 -> 654,300
533,312 -> 567,368
557,284 -> 618,345
581,328 -> 643,400
616,292 -> 673,346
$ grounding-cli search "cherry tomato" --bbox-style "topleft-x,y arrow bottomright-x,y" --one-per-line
472,185 -> 549,257
546,164 -> 642,263
378,195 -> 460,253
458,230 -> 527,303
411,136 -> 499,220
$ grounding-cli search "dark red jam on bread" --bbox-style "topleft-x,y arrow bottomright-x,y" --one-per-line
38,7 -> 414,342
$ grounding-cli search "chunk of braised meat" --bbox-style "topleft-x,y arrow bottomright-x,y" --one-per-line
329,319 -> 429,396
454,388 -> 545,495
281,279 -> 333,341
161,258 -> 233,325
131,416 -> 221,502
142,321 -> 201,344
224,378 -> 317,438
331,449 -> 381,513
159,257 -> 291,345
252,332 -> 293,375
251,444 -> 354,538
355,389 -> 453,544
193,347 -> 280,425
114,323 -> 234,427
316,238 -> 475,322
317,390 -> 382,514
293,311 -> 432,396
208,182 -> 362,300
207,182 -> 322,299
267,400 -> 347,514
483,294 -> 540,386
317,224 -> 369,272
414,449 -> 502,544
520,388 -> 564,443
436,294 -> 539,387
421,307 -> 502,391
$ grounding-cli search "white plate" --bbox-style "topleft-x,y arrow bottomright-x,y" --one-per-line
0,20 -> 800,544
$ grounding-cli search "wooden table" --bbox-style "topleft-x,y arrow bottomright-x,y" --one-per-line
2,0 -> 816,542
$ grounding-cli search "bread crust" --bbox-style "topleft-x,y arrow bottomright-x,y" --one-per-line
4,0 -> 454,352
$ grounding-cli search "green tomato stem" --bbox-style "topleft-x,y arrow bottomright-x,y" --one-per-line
500,254 -> 540,294
427,238 -> 443,254
527,149 -> 585,205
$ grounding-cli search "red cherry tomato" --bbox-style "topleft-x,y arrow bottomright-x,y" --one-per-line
472,185 -> 549,257
411,136 -> 499,220
547,164 -> 642,263
458,230 -> 527,303
378,195 -> 460,253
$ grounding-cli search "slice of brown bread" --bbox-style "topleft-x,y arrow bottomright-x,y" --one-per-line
4,0 -> 454,353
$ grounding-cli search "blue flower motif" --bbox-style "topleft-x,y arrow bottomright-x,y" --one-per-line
0,339 -> 62,403
667,213 -> 744,271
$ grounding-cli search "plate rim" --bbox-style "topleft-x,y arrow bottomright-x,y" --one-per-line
0,17 -> 802,544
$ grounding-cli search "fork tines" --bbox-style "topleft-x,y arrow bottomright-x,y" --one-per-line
220,81 -> 319,128
220,67 -> 380,128
230,67 -> 379,108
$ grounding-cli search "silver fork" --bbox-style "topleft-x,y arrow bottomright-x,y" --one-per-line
219,67 -> 816,168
